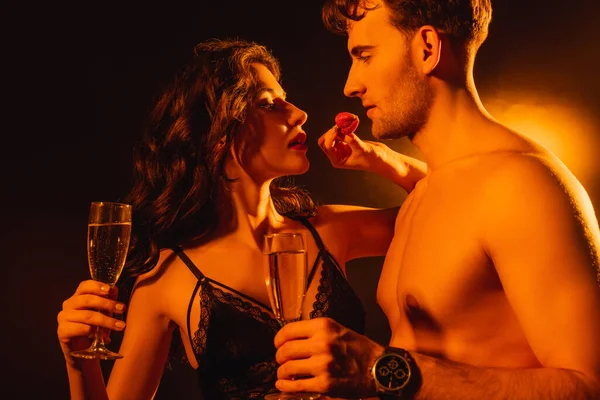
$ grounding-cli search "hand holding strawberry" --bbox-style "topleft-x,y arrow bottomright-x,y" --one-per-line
319,111 -> 427,190
319,111 -> 384,171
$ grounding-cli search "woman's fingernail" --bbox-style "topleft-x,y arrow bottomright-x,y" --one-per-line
115,303 -> 125,311
100,285 -> 110,292
115,321 -> 126,329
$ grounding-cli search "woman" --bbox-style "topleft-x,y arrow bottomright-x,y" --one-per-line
57,38 -> 426,399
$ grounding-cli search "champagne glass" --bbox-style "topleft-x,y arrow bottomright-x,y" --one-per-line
70,201 -> 132,360
263,232 -> 320,400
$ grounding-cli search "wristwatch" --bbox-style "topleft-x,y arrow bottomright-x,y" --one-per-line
370,346 -> 421,399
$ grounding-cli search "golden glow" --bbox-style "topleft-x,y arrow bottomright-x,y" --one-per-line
340,92 -> 599,210
485,93 -> 600,188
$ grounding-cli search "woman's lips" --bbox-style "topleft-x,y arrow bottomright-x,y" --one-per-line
290,143 -> 308,151
288,132 -> 307,150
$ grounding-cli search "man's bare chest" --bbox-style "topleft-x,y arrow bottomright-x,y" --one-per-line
378,179 -> 498,326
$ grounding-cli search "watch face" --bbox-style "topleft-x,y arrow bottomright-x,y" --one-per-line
374,354 -> 411,391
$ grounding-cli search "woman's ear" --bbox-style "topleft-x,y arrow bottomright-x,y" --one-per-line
219,135 -> 227,145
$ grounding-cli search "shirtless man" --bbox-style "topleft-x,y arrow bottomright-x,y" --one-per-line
272,1 -> 600,399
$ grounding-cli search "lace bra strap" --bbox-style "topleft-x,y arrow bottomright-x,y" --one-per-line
172,246 -> 206,281
297,217 -> 329,284
297,218 -> 347,279
171,246 -> 204,354
297,217 -> 326,253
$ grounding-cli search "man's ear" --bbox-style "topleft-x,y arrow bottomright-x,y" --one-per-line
415,25 -> 442,74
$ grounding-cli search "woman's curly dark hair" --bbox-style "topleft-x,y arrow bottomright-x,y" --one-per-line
120,38 -> 316,289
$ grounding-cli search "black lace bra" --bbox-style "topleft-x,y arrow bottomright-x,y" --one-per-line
171,218 -> 366,400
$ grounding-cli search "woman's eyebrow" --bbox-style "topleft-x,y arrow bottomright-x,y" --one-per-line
256,87 -> 287,100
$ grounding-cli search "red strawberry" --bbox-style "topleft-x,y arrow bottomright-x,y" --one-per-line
335,112 -> 360,136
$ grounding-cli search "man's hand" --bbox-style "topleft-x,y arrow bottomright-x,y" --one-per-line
273,317 -> 384,398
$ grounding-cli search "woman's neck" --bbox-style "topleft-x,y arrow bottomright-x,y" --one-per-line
216,173 -> 285,249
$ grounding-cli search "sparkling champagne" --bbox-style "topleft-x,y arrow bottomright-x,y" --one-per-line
88,222 -> 132,285
71,202 -> 132,361
265,250 -> 307,324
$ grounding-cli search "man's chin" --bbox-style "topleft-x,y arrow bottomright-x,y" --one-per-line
371,124 -> 385,140
374,121 -> 418,141
375,129 -> 405,141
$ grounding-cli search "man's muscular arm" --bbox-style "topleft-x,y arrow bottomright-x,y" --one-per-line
409,155 -> 600,400
411,155 -> 600,399
274,317 -> 600,400
411,352 -> 599,400
273,154 -> 600,400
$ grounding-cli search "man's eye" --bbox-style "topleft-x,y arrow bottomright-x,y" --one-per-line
358,53 -> 371,62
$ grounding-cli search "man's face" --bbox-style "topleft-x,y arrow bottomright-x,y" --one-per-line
344,1 -> 433,140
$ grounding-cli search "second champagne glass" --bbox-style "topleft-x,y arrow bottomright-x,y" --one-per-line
263,232 -> 320,400
70,201 -> 132,360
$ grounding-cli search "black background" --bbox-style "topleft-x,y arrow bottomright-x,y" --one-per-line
2,1 -> 599,398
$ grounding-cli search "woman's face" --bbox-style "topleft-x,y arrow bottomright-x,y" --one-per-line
233,63 -> 309,182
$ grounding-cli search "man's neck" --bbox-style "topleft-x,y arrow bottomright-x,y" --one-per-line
412,85 -> 498,171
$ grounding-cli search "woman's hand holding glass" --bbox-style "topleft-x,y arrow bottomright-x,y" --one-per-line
57,201 -> 132,361
57,280 -> 127,361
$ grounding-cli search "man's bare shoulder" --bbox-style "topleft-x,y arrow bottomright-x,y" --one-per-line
477,149 -> 584,199
430,123 -> 569,181
429,141 -> 596,227
431,137 -> 578,194
474,150 -> 599,239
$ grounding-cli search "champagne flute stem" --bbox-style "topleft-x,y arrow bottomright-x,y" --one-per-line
88,308 -> 111,351
90,326 -> 106,348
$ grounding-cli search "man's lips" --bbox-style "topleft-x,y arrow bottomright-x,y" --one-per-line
365,105 -> 376,118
